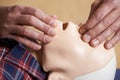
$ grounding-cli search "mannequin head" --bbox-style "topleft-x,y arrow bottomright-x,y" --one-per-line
37,21 -> 115,80
39,21 -> 114,80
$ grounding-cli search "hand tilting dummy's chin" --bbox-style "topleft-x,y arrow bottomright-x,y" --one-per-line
32,21 -> 116,80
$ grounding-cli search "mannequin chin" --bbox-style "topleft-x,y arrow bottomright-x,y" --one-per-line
31,21 -> 116,80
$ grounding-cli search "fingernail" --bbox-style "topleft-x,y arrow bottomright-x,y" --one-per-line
49,19 -> 57,27
44,36 -> 52,43
83,34 -> 91,43
48,28 -> 56,36
106,43 -> 112,49
34,45 -> 41,50
79,24 -> 86,34
79,28 -> 86,34
92,39 -> 99,47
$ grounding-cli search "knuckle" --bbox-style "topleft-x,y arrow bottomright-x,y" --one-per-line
8,14 -> 14,20
43,25 -> 51,32
45,16 -> 53,24
39,34 -> 45,42
27,16 -> 35,24
32,8 -> 39,15
7,12 -> 12,18
6,13 -> 15,23
102,18 -> 110,27
31,45 -> 36,50
3,24 -> 9,29
0,32 -> 6,38
93,12 -> 103,21
107,0 -> 118,7
7,8 -> 21,23
109,23 -> 120,33
39,34 -> 50,43
109,26 -> 116,32
11,5 -> 21,12
6,9 -> 15,21
110,0 -> 118,4
84,24 -> 91,30
16,37 -> 22,42
16,37 -> 27,45
22,27 -> 29,36
88,30 -> 97,39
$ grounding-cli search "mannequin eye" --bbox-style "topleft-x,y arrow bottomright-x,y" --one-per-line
62,23 -> 68,30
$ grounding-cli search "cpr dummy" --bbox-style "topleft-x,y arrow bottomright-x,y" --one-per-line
32,21 -> 116,80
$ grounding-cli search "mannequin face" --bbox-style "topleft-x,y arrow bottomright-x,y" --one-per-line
37,21 -> 114,80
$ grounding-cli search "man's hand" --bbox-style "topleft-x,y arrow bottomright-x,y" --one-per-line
0,5 -> 57,50
79,0 -> 120,49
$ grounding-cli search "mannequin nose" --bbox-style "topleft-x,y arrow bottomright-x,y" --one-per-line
63,23 -> 68,30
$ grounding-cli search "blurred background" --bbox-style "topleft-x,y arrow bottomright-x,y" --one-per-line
0,0 -> 120,68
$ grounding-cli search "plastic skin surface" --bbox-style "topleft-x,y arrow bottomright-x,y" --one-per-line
32,21 -> 116,80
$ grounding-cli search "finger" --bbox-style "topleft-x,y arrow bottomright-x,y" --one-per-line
104,29 -> 120,50
21,6 -> 57,27
16,15 -> 56,36
90,16 -> 120,47
82,8 -> 120,43
79,0 -> 102,33
50,15 -> 58,19
89,0 -> 103,19
9,25 -> 53,43
80,2 -> 114,34
8,5 -> 23,13
7,34 -> 42,50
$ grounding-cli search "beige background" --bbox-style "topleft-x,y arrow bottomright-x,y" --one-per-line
0,0 -> 120,68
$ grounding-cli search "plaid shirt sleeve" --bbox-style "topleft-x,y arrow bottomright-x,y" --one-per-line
0,38 -> 48,80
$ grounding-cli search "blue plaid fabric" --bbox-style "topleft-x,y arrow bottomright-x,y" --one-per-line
0,38 -> 48,80
115,69 -> 120,80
